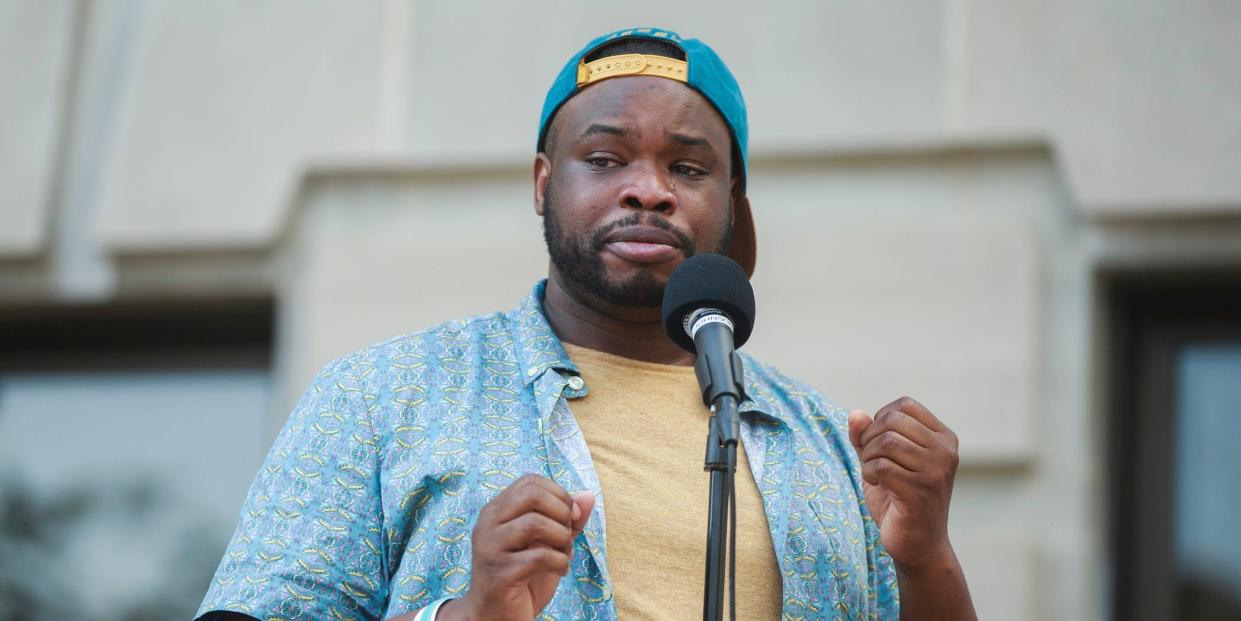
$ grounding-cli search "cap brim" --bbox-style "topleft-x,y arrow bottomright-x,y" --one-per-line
726,195 -> 756,278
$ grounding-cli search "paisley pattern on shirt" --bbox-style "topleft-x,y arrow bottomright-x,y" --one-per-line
197,280 -> 899,620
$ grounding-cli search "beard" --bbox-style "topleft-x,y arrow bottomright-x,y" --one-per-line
542,184 -> 732,308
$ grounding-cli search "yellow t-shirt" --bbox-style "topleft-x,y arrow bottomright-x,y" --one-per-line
563,342 -> 783,620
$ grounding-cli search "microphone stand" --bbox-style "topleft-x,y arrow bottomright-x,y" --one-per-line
703,394 -> 739,621
695,341 -> 746,621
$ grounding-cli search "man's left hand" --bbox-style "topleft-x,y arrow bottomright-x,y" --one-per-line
847,396 -> 959,570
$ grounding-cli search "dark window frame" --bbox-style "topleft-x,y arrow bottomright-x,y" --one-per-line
1104,268 -> 1241,620
0,298 -> 273,372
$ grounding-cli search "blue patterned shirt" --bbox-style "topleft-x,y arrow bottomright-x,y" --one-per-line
198,281 -> 899,620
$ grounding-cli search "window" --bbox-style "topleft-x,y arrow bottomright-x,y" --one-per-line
0,300 -> 272,620
1106,271 -> 1241,620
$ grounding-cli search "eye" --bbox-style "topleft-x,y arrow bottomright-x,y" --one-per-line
585,156 -> 621,169
672,163 -> 707,177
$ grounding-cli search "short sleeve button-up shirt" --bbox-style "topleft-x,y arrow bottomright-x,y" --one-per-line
197,281 -> 899,620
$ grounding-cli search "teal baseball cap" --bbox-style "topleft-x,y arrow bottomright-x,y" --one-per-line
536,27 -> 756,276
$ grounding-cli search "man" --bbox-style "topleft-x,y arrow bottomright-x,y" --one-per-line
198,27 -> 975,620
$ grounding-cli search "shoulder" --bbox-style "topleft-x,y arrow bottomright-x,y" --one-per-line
324,310 -> 518,378
291,311 -> 521,429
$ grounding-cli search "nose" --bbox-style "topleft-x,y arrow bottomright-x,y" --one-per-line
619,164 -> 677,214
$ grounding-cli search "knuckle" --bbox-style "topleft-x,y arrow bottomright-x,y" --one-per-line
907,469 -> 925,488
877,431 -> 900,451
515,514 -> 539,540
515,473 -> 545,491
536,547 -> 560,566
478,547 -> 502,572
912,469 -> 933,489
516,484 -> 541,506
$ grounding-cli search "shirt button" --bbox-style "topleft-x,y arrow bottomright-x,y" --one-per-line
567,376 -> 585,391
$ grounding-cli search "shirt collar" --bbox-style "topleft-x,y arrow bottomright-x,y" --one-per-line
735,359 -> 798,430
507,280 -> 798,429
509,280 -> 580,387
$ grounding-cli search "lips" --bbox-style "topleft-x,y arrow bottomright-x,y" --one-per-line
601,226 -> 683,263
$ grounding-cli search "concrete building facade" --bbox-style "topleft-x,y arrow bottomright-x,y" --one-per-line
3,1 -> 1240,618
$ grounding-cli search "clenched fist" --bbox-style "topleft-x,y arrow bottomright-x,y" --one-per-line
848,396 -> 976,620
437,474 -> 595,621
848,396 -> 958,568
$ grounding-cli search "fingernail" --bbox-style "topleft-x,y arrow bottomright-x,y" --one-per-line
571,502 -> 581,521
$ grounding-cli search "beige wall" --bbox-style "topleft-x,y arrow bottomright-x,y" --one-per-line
6,1 -> 1240,264
0,1 -> 75,256
4,1 -> 1241,619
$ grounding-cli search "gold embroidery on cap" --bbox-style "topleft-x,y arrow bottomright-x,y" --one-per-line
576,53 -> 689,87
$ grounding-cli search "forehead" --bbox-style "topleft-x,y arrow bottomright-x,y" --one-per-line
552,76 -> 731,146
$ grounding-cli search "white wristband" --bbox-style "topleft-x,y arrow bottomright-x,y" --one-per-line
414,597 -> 453,621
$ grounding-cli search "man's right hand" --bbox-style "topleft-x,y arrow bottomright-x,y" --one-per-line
438,474 -> 595,621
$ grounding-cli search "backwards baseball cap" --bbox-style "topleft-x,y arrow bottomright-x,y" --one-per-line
537,27 -> 757,277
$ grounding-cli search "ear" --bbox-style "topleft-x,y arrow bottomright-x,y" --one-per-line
533,153 -> 552,216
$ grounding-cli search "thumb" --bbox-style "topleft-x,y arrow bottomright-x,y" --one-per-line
847,409 -> 873,454
570,492 -> 595,535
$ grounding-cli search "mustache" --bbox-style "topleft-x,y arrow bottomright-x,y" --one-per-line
588,213 -> 697,257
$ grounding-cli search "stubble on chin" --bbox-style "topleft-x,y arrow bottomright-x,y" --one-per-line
543,198 -> 661,308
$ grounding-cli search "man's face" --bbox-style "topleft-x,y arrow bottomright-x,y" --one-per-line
535,76 -> 736,309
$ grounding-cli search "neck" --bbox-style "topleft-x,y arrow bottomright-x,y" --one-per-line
542,271 -> 695,366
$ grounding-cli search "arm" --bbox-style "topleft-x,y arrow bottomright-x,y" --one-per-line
196,359 -> 389,619
892,543 -> 975,621
848,397 -> 977,621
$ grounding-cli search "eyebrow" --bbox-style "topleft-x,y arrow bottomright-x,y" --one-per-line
579,124 -> 629,140
577,124 -> 717,152
668,132 -> 714,152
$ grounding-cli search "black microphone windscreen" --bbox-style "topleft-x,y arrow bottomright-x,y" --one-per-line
661,253 -> 756,353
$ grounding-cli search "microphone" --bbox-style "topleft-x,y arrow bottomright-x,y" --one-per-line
661,253 -> 755,621
661,253 -> 756,408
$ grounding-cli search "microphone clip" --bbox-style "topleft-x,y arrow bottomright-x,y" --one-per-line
693,350 -> 748,411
